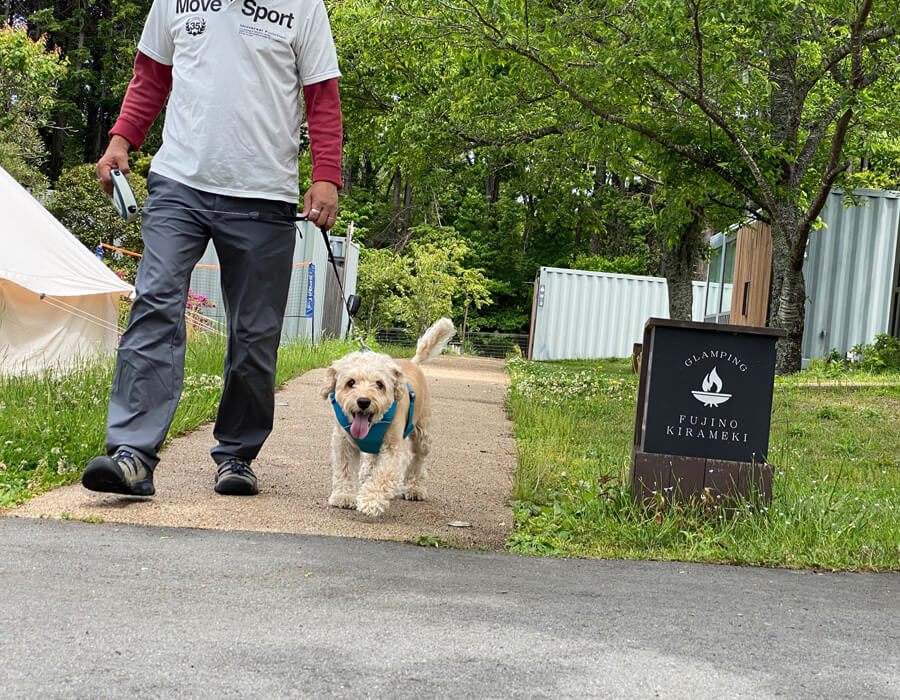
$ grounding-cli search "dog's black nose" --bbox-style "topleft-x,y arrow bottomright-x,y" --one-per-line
356,397 -> 371,410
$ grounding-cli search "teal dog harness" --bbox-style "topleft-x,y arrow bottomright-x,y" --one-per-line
330,384 -> 416,454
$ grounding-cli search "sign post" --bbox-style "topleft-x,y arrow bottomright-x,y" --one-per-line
631,318 -> 785,505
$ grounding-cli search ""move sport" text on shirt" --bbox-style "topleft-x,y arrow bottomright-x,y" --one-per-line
176,0 -> 295,28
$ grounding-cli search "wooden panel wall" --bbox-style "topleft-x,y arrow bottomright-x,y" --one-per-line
730,223 -> 773,327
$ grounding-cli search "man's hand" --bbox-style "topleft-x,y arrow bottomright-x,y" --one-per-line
96,135 -> 133,196
301,180 -> 339,231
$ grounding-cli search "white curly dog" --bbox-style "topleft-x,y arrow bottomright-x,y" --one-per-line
321,318 -> 456,517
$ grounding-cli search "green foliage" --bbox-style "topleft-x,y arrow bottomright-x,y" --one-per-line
330,1 -> 673,333
47,162 -> 146,278
853,335 -> 900,373
355,246 -> 407,333
0,23 -> 67,188
355,225 -> 491,336
0,139 -> 48,191
0,24 -> 66,131
807,336 -> 900,377
27,0 -> 152,174
572,253 -> 651,276
131,153 -> 154,178
396,235 -> 459,334
336,0 -> 900,371
416,535 -> 452,548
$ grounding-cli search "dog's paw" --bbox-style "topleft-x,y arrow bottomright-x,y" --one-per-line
401,484 -> 427,501
356,491 -> 388,517
328,491 -> 357,509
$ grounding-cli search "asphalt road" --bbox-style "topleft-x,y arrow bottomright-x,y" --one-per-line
1,517 -> 897,699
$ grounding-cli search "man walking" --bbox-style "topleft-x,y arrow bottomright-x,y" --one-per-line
83,0 -> 343,496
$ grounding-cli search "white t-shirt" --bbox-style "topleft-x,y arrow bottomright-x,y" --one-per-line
139,0 -> 340,202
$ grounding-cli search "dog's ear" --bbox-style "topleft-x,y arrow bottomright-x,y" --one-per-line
392,365 -> 405,401
320,366 -> 337,399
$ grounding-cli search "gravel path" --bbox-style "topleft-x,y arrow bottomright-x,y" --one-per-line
7,354 -> 516,548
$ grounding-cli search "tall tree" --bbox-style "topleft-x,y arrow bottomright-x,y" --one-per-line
332,1 -> 667,332
379,0 -> 900,372
0,22 -> 66,188
13,0 -> 151,177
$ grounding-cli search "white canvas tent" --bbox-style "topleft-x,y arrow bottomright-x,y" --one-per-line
0,165 -> 134,375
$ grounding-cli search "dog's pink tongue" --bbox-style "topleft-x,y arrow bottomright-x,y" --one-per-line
350,413 -> 371,439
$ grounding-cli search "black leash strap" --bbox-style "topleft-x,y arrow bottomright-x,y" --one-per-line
246,211 -> 312,224
318,226 -> 368,350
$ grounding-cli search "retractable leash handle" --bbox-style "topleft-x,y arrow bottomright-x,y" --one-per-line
109,169 -> 139,222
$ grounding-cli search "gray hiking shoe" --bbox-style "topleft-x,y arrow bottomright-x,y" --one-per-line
82,448 -> 154,496
214,457 -> 258,496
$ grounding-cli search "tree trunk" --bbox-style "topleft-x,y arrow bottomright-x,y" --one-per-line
48,113 -> 66,181
391,167 -> 402,208
485,167 -> 500,203
769,203 -> 805,374
366,304 -> 375,335
382,166 -> 402,243
573,207 -> 583,258
589,162 -> 605,255
662,208 -> 705,320
342,159 -> 352,196
400,180 -> 412,237
664,257 -> 696,320
772,263 -> 806,374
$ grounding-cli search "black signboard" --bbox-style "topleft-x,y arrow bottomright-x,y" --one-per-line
637,319 -> 782,463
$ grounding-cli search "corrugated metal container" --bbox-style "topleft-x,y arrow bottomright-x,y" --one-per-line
802,189 -> 900,360
529,267 -> 706,360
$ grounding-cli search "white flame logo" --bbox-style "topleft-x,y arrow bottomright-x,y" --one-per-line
702,367 -> 723,393
692,366 -> 732,407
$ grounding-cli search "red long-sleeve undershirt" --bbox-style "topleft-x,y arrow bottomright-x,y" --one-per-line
109,51 -> 343,189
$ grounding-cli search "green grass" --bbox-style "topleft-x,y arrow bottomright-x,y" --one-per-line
785,362 -> 900,386
505,357 -> 900,571
0,334 -> 353,508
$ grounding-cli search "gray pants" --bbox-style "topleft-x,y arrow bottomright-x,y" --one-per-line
106,172 -> 297,469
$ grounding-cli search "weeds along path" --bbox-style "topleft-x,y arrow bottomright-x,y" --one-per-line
7,355 -> 516,549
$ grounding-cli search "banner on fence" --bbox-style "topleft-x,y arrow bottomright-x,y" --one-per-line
304,264 -> 315,319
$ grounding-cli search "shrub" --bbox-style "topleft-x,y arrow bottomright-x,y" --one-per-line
816,336 -> 900,375
47,163 -> 147,281
855,335 -> 900,372
572,252 -> 650,276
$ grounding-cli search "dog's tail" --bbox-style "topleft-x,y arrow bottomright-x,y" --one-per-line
412,317 -> 456,364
